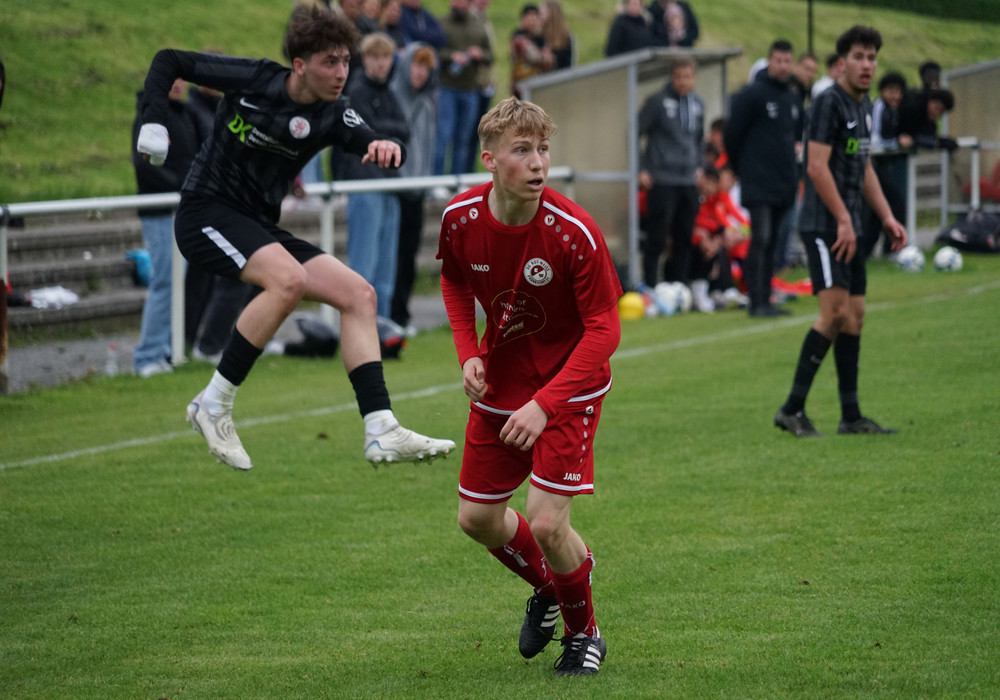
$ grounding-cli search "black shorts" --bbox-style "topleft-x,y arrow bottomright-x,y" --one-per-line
174,194 -> 324,279
800,229 -> 867,296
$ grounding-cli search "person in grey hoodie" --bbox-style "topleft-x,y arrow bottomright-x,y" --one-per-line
389,43 -> 439,332
637,56 -> 704,286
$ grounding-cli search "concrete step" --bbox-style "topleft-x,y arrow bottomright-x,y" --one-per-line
6,219 -> 143,264
7,288 -> 147,331
10,253 -> 140,295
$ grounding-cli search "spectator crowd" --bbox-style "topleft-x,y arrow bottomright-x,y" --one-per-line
128,0 -> 963,380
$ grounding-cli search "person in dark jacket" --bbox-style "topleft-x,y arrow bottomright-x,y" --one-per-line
130,78 -> 201,377
336,32 -> 411,320
724,39 -> 803,317
605,0 -> 653,57
389,43 -> 438,333
647,0 -> 698,47
897,86 -> 955,151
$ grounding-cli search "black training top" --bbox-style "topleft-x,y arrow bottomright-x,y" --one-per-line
140,49 -> 404,224
798,82 -> 872,236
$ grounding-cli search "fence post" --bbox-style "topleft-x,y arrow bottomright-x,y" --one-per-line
1,207 -> 8,395
171,233 -> 186,367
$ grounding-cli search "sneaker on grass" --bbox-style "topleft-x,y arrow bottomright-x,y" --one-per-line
774,409 -> 823,438
186,391 -> 252,470
553,632 -> 607,676
364,425 -> 455,466
519,594 -> 560,658
838,416 -> 897,435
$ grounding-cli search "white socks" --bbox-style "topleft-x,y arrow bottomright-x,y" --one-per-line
364,409 -> 399,437
201,371 -> 238,415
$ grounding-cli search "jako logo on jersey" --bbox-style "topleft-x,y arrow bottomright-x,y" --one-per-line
343,108 -> 365,128
471,263 -> 490,272
524,257 -> 553,287
289,117 -> 310,139
470,208 -> 479,220
563,473 -> 582,482
227,114 -> 254,143
544,213 -> 555,226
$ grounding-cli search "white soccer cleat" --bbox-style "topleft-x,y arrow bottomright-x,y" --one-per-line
186,391 -> 253,470
364,425 -> 455,466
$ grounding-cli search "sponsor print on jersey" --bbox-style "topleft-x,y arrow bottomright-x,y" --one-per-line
342,108 -> 365,128
491,289 -> 546,346
289,117 -> 310,139
523,257 -> 553,287
228,114 -> 254,143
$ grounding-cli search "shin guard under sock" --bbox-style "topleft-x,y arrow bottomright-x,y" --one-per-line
487,512 -> 552,593
550,550 -> 597,637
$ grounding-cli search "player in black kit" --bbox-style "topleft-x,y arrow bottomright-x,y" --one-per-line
773,25 -> 907,438
136,7 -> 454,469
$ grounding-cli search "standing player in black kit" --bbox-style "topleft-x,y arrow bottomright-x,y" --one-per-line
136,7 -> 454,470
774,25 -> 907,438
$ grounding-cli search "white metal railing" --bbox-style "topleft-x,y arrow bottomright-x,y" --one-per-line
0,169 -> 574,391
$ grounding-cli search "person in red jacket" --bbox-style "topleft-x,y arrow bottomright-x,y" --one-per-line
438,96 -> 622,676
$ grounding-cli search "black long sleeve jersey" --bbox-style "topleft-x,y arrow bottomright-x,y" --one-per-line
140,49 -> 403,224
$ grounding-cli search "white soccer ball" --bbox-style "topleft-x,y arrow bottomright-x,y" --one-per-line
652,282 -> 677,316
895,245 -> 925,273
673,283 -> 693,314
933,245 -> 963,272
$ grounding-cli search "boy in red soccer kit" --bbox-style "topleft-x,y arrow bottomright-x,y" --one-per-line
437,97 -> 623,676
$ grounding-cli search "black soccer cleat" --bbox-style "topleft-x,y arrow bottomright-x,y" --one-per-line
774,409 -> 823,437
553,633 -> 607,676
519,594 -> 560,658
838,416 -> 898,435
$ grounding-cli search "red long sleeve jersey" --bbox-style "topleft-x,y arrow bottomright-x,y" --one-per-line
437,183 -> 623,415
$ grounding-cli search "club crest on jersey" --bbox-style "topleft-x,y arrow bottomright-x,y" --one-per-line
470,208 -> 479,220
544,213 -> 555,226
524,257 -> 553,287
289,117 -> 310,139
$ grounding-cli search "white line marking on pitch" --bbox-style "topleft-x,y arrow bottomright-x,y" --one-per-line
3,281 -> 998,471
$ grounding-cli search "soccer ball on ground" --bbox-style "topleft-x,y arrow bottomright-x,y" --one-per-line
652,282 -> 678,317
933,245 -> 963,272
894,245 -> 925,272
672,283 -> 693,314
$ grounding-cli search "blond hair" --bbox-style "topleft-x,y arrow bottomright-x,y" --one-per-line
359,31 -> 396,57
478,96 -> 557,151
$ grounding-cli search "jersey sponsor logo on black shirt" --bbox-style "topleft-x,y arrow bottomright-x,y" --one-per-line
342,108 -> 365,128
228,114 -> 253,143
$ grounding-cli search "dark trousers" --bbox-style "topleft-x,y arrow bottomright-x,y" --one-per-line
745,202 -> 792,310
185,265 -> 253,356
642,183 -> 699,287
690,246 -> 734,291
391,194 -> 426,328
863,154 -> 907,259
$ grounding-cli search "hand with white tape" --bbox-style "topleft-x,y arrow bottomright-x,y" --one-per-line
137,123 -> 170,166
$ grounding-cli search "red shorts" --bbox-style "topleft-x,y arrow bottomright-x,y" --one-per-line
458,402 -> 603,504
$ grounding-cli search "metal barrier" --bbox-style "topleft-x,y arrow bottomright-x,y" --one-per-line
0,168 -> 574,392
